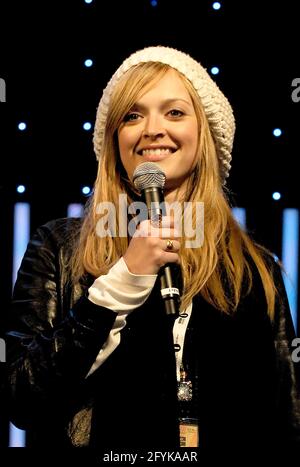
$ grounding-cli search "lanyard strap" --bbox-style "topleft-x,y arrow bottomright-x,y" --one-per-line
173,302 -> 193,381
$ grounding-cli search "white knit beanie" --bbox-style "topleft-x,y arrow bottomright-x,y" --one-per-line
93,46 -> 235,182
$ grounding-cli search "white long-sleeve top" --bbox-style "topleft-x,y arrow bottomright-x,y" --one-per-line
87,257 -> 192,379
87,257 -> 157,376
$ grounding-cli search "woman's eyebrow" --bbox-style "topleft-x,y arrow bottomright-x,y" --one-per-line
131,98 -> 192,111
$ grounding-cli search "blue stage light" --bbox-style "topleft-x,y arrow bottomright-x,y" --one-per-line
211,67 -> 219,75
83,122 -> 92,131
17,185 -> 26,193
212,2 -> 221,10
232,207 -> 246,229
84,59 -> 93,67
10,201 -> 30,447
282,209 -> 299,330
67,204 -> 84,218
18,122 -> 26,131
273,128 -> 282,137
272,191 -> 281,201
82,186 -> 91,195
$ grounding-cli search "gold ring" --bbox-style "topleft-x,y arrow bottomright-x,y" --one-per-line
166,239 -> 173,251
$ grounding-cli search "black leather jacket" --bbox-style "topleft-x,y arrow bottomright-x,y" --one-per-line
6,217 -> 300,454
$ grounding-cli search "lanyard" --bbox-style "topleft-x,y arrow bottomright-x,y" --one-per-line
173,302 -> 193,382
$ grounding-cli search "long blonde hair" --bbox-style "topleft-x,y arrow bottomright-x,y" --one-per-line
71,62 -> 277,318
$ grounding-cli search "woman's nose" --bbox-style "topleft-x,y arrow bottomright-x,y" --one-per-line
142,115 -> 166,139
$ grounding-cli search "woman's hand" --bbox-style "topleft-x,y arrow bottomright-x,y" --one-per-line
123,216 -> 181,275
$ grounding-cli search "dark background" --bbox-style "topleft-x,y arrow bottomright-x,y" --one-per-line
1,0 -> 299,224
0,0 -> 300,448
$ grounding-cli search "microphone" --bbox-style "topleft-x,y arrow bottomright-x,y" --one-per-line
133,162 -> 181,317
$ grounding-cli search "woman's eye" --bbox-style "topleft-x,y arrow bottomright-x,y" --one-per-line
168,109 -> 184,117
123,113 -> 140,122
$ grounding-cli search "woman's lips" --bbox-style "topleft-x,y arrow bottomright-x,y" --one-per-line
142,153 -> 172,161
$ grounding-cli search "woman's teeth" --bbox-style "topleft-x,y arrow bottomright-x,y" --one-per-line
141,148 -> 172,156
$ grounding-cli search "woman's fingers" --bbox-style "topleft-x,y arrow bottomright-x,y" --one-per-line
123,219 -> 181,274
135,218 -> 180,239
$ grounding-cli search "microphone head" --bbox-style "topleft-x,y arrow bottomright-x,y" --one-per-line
133,162 -> 166,192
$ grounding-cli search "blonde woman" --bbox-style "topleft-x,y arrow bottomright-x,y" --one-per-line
7,47 -> 300,455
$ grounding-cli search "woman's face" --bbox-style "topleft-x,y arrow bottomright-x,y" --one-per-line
117,69 -> 199,197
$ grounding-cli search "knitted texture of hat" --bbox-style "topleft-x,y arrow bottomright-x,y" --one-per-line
93,46 -> 235,181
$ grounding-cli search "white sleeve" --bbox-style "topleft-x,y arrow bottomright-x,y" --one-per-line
86,257 -> 157,376
88,256 -> 157,312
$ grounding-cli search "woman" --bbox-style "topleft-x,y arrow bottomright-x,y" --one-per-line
6,46 -> 300,454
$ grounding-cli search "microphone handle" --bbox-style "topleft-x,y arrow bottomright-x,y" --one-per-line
142,187 -> 180,316
159,264 -> 181,316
